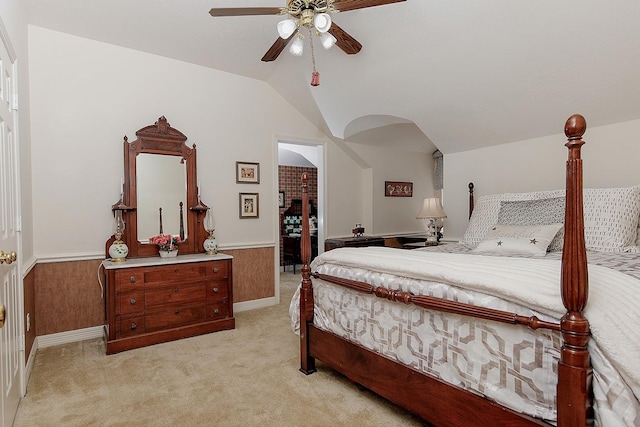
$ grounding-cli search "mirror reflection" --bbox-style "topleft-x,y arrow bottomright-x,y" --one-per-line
136,153 -> 187,242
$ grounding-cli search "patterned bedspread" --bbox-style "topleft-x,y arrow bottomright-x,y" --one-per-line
289,245 -> 640,426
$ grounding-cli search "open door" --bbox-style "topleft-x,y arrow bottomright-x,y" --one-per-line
0,20 -> 23,427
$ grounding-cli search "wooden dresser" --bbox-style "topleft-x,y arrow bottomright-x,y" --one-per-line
102,253 -> 234,354
324,236 -> 386,252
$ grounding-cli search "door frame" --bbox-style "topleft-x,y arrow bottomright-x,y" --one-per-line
274,137 -> 325,303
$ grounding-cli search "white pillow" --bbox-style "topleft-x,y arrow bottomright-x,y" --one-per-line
472,224 -> 564,257
461,185 -> 640,253
582,185 -> 640,252
497,197 -> 565,252
461,189 -> 563,249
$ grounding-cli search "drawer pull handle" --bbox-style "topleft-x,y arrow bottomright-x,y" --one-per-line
213,287 -> 219,293
130,298 -> 136,305
130,276 -> 136,283
213,268 -> 219,273
130,322 -> 137,330
174,269 -> 179,273
175,310 -> 180,315
213,308 -> 219,314
174,288 -> 179,293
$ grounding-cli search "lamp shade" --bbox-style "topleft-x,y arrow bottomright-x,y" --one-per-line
313,13 -> 332,33
289,36 -> 304,56
277,19 -> 297,39
320,32 -> 337,49
204,208 -> 215,233
416,197 -> 447,219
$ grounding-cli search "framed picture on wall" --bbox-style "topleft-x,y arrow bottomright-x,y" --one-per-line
278,190 -> 285,208
385,181 -> 413,197
239,193 -> 259,218
236,161 -> 260,184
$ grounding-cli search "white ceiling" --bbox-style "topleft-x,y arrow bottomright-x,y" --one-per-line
26,0 -> 640,154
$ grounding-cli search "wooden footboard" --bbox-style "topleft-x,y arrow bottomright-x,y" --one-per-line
298,114 -> 593,426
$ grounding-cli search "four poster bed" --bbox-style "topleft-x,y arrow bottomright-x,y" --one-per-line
291,114 -> 640,426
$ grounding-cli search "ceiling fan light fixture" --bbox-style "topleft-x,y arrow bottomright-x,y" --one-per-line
313,13 -> 332,33
289,35 -> 305,56
320,32 -> 337,49
277,18 -> 298,39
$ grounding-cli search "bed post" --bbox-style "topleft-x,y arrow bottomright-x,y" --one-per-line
558,114 -> 593,426
468,182 -> 474,219
299,172 -> 316,374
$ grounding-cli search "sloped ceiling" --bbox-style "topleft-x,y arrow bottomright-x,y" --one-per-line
26,0 -> 640,154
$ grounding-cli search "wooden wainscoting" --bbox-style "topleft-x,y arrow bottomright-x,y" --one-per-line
34,259 -> 104,336
31,247 -> 275,338
223,247 -> 275,302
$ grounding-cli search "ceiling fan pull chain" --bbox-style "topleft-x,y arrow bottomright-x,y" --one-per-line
308,27 -> 320,86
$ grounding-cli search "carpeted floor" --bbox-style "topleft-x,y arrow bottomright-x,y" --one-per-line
13,271 -> 425,426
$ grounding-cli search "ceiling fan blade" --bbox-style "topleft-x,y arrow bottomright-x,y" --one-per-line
209,7 -> 282,17
333,0 -> 406,13
328,23 -> 362,55
262,34 -> 294,62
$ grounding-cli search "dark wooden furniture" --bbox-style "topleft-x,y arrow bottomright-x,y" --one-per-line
104,117 -> 234,354
103,254 -> 234,354
106,116 -> 209,258
282,235 -> 317,273
281,199 -> 318,271
324,236 -> 385,251
297,114 -> 593,426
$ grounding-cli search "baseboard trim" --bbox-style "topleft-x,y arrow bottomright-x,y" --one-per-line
36,326 -> 103,348
234,296 -> 276,313
23,339 -> 38,394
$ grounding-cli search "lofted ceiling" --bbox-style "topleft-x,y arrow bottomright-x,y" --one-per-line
26,0 -> 640,154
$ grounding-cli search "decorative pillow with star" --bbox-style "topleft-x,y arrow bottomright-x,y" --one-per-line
471,223 -> 564,257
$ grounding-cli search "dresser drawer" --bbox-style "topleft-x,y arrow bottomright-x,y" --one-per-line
146,306 -> 207,332
117,316 -> 145,338
114,269 -> 145,292
145,283 -> 206,308
144,264 -> 207,284
207,301 -> 229,320
206,282 -> 229,301
205,261 -> 229,280
116,291 -> 145,315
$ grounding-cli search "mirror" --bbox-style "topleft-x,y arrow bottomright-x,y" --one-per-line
109,116 -> 208,258
136,154 -> 188,242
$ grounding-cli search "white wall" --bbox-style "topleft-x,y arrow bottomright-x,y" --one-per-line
346,143 -> 434,236
444,118 -> 640,240
28,26 -> 365,257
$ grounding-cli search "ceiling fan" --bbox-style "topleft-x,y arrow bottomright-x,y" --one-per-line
209,0 -> 407,62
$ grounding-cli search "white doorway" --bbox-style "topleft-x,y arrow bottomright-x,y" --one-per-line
0,17 -> 23,427
276,141 -> 325,273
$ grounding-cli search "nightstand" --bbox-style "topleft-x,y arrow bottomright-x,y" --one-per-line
324,236 -> 386,251
402,242 -> 446,250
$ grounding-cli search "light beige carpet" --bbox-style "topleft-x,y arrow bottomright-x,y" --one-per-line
14,272 -> 425,426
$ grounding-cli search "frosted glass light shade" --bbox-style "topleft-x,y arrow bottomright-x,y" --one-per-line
313,13 -> 332,33
277,19 -> 297,39
320,32 -> 337,49
204,208 -> 216,233
290,37 -> 304,56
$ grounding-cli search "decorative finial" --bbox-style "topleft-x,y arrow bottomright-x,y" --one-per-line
564,114 -> 586,140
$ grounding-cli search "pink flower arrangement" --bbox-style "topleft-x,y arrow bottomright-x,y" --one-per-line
149,234 -> 181,252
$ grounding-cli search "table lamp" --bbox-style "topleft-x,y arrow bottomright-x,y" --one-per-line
416,197 -> 447,245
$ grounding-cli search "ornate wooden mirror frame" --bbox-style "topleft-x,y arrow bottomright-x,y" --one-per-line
107,116 -> 208,258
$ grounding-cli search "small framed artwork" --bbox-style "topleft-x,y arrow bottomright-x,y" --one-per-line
236,161 -> 260,184
239,193 -> 259,218
385,181 -> 413,197
278,190 -> 285,208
